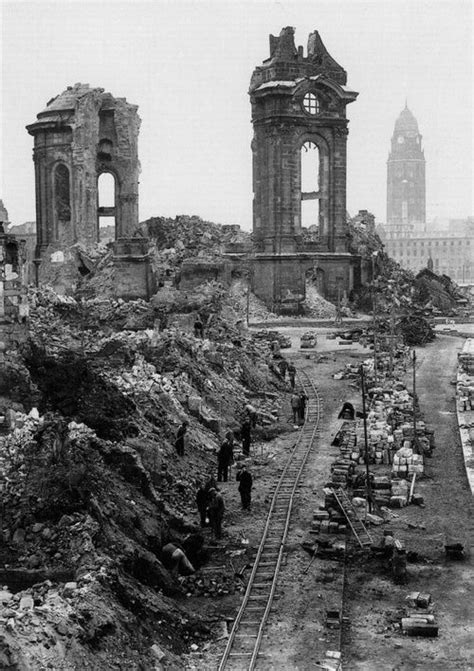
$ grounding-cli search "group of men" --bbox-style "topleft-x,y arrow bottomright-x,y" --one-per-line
196,463 -> 253,539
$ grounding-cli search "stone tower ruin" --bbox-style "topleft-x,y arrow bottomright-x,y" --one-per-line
26,84 -> 153,299
27,84 -> 141,268
250,27 -> 359,311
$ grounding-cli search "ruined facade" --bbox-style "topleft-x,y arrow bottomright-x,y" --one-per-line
249,27 -> 359,310
27,84 -> 142,281
26,84 -> 155,299
0,225 -> 28,355
386,105 -> 426,238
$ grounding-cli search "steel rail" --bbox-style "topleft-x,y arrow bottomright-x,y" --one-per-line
217,370 -> 321,670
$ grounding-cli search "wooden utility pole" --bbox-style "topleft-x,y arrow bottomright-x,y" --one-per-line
389,306 -> 395,375
372,287 -> 378,386
246,255 -> 251,327
412,350 -> 418,453
360,364 -> 373,513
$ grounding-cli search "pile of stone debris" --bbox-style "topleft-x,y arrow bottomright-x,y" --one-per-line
0,276 -> 293,668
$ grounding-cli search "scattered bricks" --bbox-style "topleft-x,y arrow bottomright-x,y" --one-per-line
445,542 -> 465,560
313,510 -> 330,521
405,592 -> 420,607
411,494 -> 424,506
320,521 -> 330,534
151,643 -> 167,662
326,609 -> 341,629
19,595 -> 34,610
416,593 -> 431,608
0,589 -> 12,605
62,582 -> 77,597
373,476 -> 391,490
389,496 -> 407,508
401,618 -> 439,637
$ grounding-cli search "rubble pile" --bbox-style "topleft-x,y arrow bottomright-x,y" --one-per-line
140,215 -> 249,261
180,571 -> 246,598
0,274 -> 292,667
414,268 -> 465,314
302,283 -> 337,319
223,279 -> 278,324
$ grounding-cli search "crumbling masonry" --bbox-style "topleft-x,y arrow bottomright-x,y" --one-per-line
250,27 -> 359,311
27,84 -> 152,298
0,225 -> 28,355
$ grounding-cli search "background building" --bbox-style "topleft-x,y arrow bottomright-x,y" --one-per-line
379,107 -> 473,285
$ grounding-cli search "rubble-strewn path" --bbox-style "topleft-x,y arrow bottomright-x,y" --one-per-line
342,334 -> 474,671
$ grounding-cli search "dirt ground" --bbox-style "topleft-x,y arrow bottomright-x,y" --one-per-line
183,329 -> 474,671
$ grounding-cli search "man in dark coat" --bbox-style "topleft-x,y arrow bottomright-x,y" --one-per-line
240,418 -> 252,456
196,483 -> 209,527
236,465 -> 253,510
299,392 -> 308,423
208,489 -> 225,539
175,420 -> 188,456
291,392 -> 301,424
194,318 -> 203,338
217,432 -> 234,482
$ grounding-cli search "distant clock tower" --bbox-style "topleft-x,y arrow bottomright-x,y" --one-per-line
386,104 -> 425,237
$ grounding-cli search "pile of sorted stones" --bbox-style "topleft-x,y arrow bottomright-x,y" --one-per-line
400,591 -> 438,637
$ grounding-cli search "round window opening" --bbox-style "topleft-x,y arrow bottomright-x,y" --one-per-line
303,92 -> 320,115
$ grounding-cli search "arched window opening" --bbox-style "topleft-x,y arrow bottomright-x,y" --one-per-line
98,172 -> 115,208
98,172 -> 116,243
301,141 -> 320,230
54,163 -> 71,241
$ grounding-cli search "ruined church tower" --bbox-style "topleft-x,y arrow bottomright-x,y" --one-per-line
27,84 -> 141,257
386,104 -> 426,237
249,27 -> 358,310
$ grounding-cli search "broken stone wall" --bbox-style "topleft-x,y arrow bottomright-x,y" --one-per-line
112,238 -> 155,300
0,229 -> 29,355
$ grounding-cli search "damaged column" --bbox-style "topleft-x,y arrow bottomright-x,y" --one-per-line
0,224 -> 29,357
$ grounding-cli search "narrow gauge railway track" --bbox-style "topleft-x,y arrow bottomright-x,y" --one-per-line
217,370 -> 322,670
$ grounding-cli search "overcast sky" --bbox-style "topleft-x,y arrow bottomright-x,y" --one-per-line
1,0 -> 472,229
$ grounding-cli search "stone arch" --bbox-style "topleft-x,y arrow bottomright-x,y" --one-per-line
97,171 -> 117,243
295,133 -> 331,242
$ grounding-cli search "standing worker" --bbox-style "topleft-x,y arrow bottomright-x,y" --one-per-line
208,489 -> 225,539
277,358 -> 288,380
244,403 -> 258,428
299,391 -> 308,424
196,482 -> 209,527
236,464 -> 253,510
217,432 -> 234,482
240,418 -> 252,457
291,392 -> 301,425
287,362 -> 296,390
194,316 -> 204,338
175,420 -> 189,456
